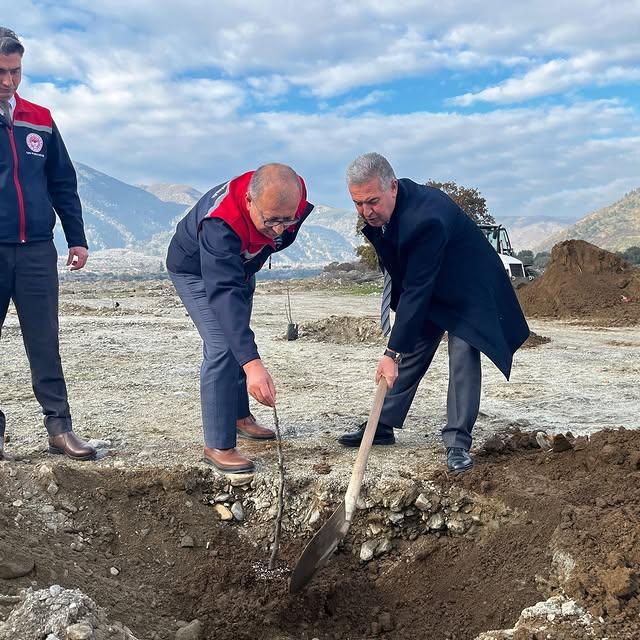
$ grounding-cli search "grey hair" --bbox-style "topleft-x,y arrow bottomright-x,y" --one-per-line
248,163 -> 302,203
0,27 -> 24,56
346,152 -> 396,190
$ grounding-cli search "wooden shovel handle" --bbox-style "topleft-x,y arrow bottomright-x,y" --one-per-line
344,378 -> 388,519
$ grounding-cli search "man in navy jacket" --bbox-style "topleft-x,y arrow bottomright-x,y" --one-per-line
0,27 -> 95,460
338,152 -> 529,472
167,163 -> 313,473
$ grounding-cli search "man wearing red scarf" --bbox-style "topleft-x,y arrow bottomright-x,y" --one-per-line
167,164 -> 313,473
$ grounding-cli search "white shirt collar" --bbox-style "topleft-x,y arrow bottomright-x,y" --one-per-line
6,95 -> 16,117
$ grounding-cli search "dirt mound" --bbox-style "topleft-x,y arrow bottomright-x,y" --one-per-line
517,240 -> 640,324
521,330 -> 551,348
299,315 -> 386,345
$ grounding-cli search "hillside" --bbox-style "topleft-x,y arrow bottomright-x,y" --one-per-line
534,188 -> 640,252
139,183 -> 202,207
53,167 -> 361,271
54,164 -> 187,252
497,215 -> 574,252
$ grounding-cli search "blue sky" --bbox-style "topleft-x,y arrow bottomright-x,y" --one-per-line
4,0 -> 640,220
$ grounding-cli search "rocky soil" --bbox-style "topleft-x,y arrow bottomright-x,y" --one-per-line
0,277 -> 638,639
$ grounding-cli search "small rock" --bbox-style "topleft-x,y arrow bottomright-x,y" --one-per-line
110,567 -> 120,576
228,473 -> 254,487
47,482 -> 60,495
231,501 -> 244,521
49,584 -> 64,597
375,538 -> 393,556
87,439 -> 111,449
414,493 -> 432,511
447,514 -> 471,535
561,600 -> 582,616
214,504 -> 234,521
180,535 -> 195,548
214,492 -> 230,502
65,623 -> 93,640
12,500 -> 23,508
427,513 -> 446,531
360,539 -> 378,562
388,512 -> 404,524
0,544 -> 35,579
175,619 -> 202,640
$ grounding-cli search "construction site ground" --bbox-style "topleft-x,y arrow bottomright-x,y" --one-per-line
0,275 -> 639,640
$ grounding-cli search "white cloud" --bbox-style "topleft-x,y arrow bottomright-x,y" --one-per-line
3,0 -> 639,226
453,47 -> 640,105
6,1 -> 639,100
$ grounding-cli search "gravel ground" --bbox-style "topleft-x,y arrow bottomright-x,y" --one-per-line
1,279 -> 638,475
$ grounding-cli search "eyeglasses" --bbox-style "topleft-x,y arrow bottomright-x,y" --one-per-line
262,216 -> 299,228
249,197 -> 299,229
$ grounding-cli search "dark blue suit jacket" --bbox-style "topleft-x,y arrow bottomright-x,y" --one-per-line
363,179 -> 529,379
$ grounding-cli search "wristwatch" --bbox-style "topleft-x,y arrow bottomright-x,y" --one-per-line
384,348 -> 403,364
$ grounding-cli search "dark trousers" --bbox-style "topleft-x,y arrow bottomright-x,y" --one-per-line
380,322 -> 481,450
168,270 -> 254,449
0,241 -> 72,436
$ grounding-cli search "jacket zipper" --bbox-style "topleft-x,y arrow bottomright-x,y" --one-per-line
7,127 -> 27,243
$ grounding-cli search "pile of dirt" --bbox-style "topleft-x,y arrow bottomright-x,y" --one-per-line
517,240 -> 640,324
299,315 -> 386,345
521,331 -> 551,348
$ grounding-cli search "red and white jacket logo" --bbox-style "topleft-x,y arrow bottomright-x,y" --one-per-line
26,133 -> 44,153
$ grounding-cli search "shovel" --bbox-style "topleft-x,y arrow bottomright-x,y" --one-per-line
289,378 -> 388,593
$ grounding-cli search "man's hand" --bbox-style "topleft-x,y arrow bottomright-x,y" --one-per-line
67,246 -> 89,271
243,358 -> 276,407
375,355 -> 398,389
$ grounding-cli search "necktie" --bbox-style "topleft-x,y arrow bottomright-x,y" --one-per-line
0,100 -> 11,126
379,223 -> 392,336
380,268 -> 392,336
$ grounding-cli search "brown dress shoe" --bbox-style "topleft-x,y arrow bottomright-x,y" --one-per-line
203,447 -> 255,473
236,414 -> 275,440
48,432 -> 97,461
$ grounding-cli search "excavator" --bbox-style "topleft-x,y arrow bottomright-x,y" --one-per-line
479,224 -> 534,284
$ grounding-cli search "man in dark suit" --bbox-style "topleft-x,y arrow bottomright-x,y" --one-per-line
338,152 -> 529,473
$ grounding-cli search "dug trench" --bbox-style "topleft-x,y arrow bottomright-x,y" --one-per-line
1,428 -> 639,640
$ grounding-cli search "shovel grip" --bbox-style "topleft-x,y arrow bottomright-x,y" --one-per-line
344,378 -> 388,518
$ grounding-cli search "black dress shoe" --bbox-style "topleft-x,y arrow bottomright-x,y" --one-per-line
447,447 -> 473,473
338,422 -> 395,447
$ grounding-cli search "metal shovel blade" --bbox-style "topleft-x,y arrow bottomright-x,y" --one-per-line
289,501 -> 350,594
289,378 -> 388,594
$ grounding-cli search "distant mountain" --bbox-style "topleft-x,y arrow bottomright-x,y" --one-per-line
54,165 -> 361,271
533,189 -> 640,253
496,215 -> 576,253
139,183 -> 202,207
54,163 -> 187,252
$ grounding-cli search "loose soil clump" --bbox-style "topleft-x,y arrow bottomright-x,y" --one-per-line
521,331 -> 551,348
517,240 -> 640,325
299,315 -> 386,345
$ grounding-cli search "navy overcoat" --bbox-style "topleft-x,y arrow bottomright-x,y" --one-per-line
362,179 -> 529,379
